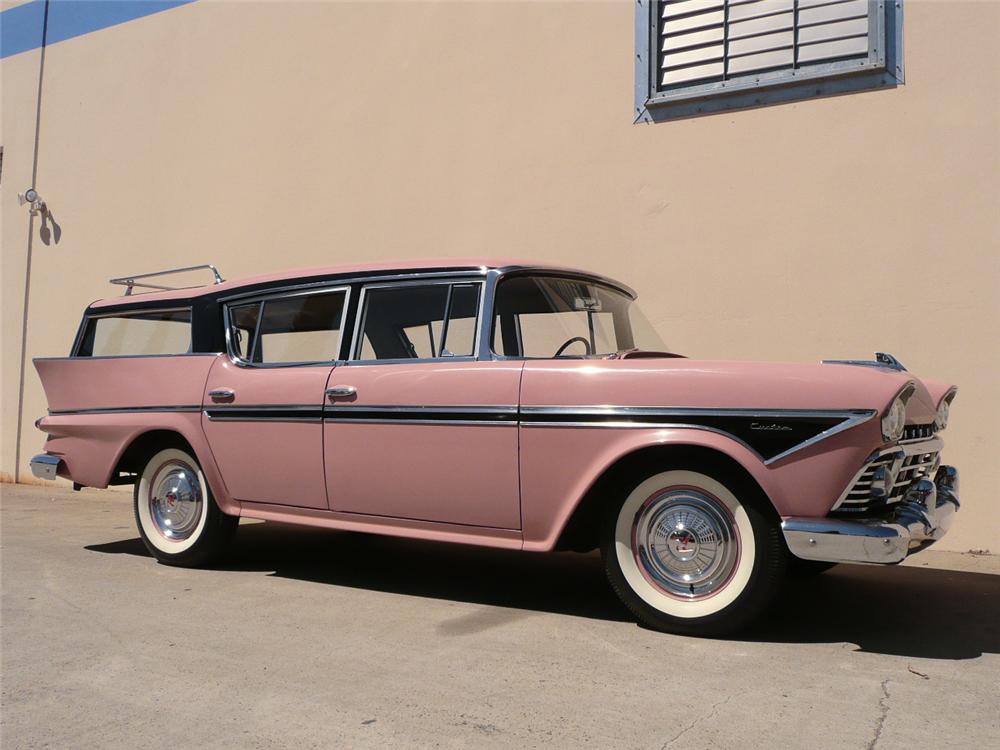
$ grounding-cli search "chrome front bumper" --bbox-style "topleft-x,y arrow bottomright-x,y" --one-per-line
782,465 -> 959,565
30,453 -> 63,481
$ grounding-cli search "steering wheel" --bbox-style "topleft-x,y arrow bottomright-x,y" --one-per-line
554,336 -> 592,357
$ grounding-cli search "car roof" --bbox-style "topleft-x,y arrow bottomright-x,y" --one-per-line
88,257 -> 635,310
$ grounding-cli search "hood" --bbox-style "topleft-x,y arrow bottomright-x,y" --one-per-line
533,356 -> 945,424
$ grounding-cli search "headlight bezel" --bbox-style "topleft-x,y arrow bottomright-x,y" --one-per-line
935,388 -> 958,431
881,383 -> 916,443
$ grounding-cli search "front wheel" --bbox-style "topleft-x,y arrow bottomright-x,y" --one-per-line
134,447 -> 237,567
601,467 -> 785,636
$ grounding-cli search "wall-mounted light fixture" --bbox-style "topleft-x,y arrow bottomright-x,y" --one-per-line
17,187 -> 47,216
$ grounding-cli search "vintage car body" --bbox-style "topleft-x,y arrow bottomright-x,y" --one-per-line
31,259 -> 960,634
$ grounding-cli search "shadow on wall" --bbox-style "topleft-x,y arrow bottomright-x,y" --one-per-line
39,206 -> 62,245
86,522 -> 1000,660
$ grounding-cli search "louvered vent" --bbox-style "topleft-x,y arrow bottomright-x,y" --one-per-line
659,0 -> 873,91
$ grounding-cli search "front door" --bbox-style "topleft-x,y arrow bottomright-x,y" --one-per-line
202,286 -> 350,509
324,280 -> 522,529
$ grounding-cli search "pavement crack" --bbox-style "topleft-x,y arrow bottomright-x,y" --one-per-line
866,679 -> 891,750
660,693 -> 734,749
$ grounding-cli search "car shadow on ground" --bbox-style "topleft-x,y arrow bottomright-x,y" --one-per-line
87,522 -> 999,659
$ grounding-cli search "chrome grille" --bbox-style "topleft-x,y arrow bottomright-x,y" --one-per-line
902,423 -> 936,442
839,455 -> 894,510
834,439 -> 941,516
892,451 -> 939,497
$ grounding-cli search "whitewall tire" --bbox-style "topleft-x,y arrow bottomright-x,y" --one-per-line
134,447 -> 237,566
602,464 -> 785,635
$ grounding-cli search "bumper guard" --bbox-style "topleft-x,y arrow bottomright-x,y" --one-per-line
30,453 -> 64,481
782,465 -> 959,565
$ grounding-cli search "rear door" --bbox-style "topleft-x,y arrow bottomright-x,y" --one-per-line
202,286 -> 349,509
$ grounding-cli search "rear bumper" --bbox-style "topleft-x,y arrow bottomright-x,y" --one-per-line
30,453 -> 64,481
782,465 -> 959,565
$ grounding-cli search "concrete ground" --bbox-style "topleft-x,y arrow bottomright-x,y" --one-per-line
2,484 -> 998,749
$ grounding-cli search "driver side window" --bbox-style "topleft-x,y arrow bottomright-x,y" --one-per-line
354,281 -> 482,361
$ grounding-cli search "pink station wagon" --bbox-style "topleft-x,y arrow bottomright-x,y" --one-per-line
31,260 -> 960,635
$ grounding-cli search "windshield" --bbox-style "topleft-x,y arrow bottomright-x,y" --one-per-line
491,275 -> 667,358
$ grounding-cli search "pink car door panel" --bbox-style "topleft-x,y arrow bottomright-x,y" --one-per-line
324,281 -> 522,529
202,287 -> 349,509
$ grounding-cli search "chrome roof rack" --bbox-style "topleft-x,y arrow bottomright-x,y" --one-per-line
110,264 -> 225,296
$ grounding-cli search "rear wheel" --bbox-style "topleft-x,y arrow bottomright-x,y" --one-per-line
601,466 -> 785,636
134,447 -> 237,567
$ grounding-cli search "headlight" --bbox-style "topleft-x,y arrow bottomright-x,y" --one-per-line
935,389 -> 957,431
881,384 -> 914,443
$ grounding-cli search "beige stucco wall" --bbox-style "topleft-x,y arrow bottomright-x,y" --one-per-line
2,1 -> 997,551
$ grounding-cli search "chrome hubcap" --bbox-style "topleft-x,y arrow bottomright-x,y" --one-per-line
148,461 -> 203,541
632,487 -> 740,599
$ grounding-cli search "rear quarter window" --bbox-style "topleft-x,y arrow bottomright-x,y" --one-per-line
77,309 -> 192,356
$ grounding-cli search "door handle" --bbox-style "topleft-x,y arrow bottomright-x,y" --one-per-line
326,385 -> 357,400
209,388 -> 235,402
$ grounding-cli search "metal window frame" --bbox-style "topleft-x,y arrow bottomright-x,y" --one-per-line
347,278 -> 487,365
635,0 -> 904,123
222,285 -> 352,369
439,281 -> 483,358
208,265 -> 631,366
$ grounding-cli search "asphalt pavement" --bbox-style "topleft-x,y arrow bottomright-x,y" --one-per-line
2,483 -> 998,749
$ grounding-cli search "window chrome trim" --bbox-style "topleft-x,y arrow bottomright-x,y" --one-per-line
349,278 -> 486,363
69,311 -> 90,357
478,268 -> 502,361
213,266 -> 629,305
223,285 -> 352,369
216,269 -> 490,304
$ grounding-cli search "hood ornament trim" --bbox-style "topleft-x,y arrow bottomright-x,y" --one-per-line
822,352 -> 907,372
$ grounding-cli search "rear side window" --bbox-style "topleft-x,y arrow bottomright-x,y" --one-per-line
227,288 -> 348,365
77,309 -> 192,356
355,282 -> 481,361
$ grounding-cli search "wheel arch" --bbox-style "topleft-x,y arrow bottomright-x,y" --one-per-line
552,439 -> 778,553
111,429 -> 198,479
106,422 -> 239,515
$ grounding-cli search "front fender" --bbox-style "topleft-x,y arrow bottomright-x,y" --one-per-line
519,422 -> 876,552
